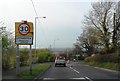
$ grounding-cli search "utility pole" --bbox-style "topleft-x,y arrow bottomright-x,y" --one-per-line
53,39 -> 59,50
67,49 -> 68,59
49,44 -> 52,52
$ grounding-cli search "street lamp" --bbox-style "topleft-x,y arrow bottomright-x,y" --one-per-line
54,39 -> 59,50
34,16 -> 46,63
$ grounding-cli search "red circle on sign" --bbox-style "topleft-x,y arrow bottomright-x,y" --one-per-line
18,23 -> 30,36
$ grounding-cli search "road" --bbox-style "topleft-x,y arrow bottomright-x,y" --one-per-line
35,61 -> 119,81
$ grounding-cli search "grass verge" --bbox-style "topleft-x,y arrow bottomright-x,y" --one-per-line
19,63 -> 50,79
85,62 -> 120,71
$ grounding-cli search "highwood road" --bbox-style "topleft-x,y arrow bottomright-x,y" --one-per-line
35,62 -> 119,81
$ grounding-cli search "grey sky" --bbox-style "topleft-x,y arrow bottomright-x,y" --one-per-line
0,0 -> 93,48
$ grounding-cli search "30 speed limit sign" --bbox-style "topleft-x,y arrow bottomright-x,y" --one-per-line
18,23 -> 30,36
15,21 -> 33,45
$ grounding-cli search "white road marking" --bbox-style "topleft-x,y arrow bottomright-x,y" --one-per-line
85,77 -> 93,81
69,67 -> 79,74
69,66 -> 72,69
94,67 -> 118,73
70,77 -> 86,80
83,64 -> 118,73
43,78 -> 56,80
43,77 -> 86,80
73,69 -> 80,74
69,66 -> 93,81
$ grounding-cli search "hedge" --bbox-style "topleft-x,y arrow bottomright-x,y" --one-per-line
85,54 -> 120,63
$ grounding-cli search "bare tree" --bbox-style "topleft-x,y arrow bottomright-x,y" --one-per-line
83,1 -> 114,53
0,21 -> 6,39
112,2 -> 120,51
75,28 -> 99,55
75,1 -> 120,55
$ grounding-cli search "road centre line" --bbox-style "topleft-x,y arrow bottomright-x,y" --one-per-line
84,77 -> 93,81
69,67 -> 92,81
69,66 -> 79,74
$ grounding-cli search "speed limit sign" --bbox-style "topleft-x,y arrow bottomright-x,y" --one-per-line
15,21 -> 33,45
18,23 -> 30,36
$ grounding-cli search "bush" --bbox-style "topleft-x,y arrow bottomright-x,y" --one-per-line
20,48 -> 29,66
2,33 -> 16,70
37,53 -> 55,63
85,62 -> 120,71
85,54 -> 120,63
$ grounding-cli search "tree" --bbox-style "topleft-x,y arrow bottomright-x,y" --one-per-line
75,28 -> 99,55
0,21 -> 6,39
112,2 -> 120,52
75,1 -> 120,54
82,1 -> 115,53
2,28 -> 16,69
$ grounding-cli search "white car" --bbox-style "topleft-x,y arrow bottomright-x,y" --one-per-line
55,56 -> 66,67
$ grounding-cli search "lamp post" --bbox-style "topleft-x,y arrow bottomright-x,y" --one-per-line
34,16 -> 46,63
53,39 -> 59,50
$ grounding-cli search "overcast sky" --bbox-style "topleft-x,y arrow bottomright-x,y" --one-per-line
0,0 -> 95,49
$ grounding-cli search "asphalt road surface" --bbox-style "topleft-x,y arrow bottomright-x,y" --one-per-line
35,61 -> 119,81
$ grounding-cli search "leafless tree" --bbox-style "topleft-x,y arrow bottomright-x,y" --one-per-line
112,2 -> 120,51
75,28 -> 100,55
83,1 -> 114,53
75,1 -> 120,54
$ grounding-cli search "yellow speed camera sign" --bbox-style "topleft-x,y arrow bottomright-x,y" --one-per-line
15,21 -> 34,45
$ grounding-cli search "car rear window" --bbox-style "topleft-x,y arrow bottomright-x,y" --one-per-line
58,58 -> 64,60
56,56 -> 65,60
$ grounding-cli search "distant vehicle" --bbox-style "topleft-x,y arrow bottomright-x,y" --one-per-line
73,59 -> 76,62
55,56 -> 66,67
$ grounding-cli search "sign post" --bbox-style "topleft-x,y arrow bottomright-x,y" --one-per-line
30,45 -> 32,74
16,45 -> 20,75
15,21 -> 34,75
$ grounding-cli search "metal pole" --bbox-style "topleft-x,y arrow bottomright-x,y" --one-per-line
16,45 -> 20,75
34,17 -> 37,63
67,49 -> 68,59
34,16 -> 46,63
54,39 -> 59,50
30,45 -> 32,74
54,40 -> 55,50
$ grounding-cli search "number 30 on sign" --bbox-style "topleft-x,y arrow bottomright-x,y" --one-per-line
18,23 -> 30,36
